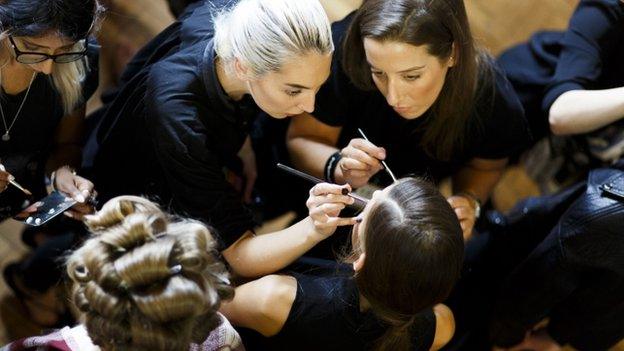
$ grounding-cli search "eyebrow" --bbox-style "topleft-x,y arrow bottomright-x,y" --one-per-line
367,61 -> 426,73
285,83 -> 311,90
22,39 -> 76,50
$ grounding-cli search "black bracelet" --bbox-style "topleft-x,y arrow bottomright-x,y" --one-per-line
324,151 -> 342,183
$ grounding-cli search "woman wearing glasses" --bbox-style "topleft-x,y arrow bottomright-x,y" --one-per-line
0,0 -> 101,331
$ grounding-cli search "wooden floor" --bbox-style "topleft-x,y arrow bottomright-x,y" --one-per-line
2,0 -> 623,349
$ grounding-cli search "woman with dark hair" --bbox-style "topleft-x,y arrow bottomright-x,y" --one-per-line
221,178 -> 464,351
287,0 -> 531,240
0,0 -> 101,329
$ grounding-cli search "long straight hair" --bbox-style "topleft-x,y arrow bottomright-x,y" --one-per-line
342,0 -> 494,161
0,0 -> 103,114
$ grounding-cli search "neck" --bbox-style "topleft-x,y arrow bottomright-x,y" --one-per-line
215,57 -> 249,101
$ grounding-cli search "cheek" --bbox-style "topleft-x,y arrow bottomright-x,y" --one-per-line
251,81 -> 287,112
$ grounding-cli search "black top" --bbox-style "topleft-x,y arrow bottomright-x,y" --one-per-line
497,0 -> 624,139
314,13 -> 530,184
0,44 -> 98,219
92,5 -> 259,250
264,263 -> 436,351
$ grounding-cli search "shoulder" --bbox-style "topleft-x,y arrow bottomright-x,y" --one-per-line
430,304 -> 455,351
248,275 -> 298,336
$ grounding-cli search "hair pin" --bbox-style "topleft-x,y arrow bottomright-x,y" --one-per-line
169,264 -> 183,276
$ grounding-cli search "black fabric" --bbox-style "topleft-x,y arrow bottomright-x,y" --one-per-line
0,42 -> 98,219
313,13 -> 530,185
91,3 -> 259,250
489,165 -> 624,350
252,260 -> 436,351
497,0 -> 624,140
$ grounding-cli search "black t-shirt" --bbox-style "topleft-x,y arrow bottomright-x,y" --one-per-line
498,0 -> 624,139
93,16 -> 259,250
315,13 -> 530,184
0,44 -> 99,219
265,264 -> 436,351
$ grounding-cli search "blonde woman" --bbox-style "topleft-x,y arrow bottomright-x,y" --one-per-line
3,195 -> 243,351
91,0 -> 344,278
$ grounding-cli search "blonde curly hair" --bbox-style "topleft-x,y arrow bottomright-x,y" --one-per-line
66,196 -> 233,351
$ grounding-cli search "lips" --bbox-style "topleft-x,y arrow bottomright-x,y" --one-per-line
393,106 -> 410,113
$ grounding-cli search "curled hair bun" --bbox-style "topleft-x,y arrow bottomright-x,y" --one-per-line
67,196 -> 234,350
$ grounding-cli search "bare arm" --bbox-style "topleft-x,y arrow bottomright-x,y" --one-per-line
287,113 -> 384,187
549,87 -> 624,135
222,183 -> 357,278
431,304 -> 455,351
220,274 -> 297,336
287,113 -> 342,179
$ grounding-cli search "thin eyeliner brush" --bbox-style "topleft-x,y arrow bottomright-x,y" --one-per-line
357,128 -> 398,182
276,163 -> 369,206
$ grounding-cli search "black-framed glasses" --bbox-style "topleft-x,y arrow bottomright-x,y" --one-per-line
8,36 -> 88,64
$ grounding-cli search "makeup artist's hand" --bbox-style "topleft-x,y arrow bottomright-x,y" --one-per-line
53,166 -> 95,220
447,195 -> 477,241
0,164 -> 11,193
307,183 -> 358,238
337,138 -> 385,188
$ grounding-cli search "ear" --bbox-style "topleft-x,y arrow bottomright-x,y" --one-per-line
448,42 -> 458,68
353,253 -> 366,272
233,58 -> 250,81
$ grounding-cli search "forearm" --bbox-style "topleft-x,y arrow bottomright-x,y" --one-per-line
452,159 -> 507,203
222,217 -> 325,277
549,87 -> 624,135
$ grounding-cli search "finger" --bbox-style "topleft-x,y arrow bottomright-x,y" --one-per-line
325,216 -> 359,227
310,203 -> 345,219
75,176 -> 94,195
310,183 -> 351,196
341,146 -> 382,169
0,171 -> 11,181
342,169 -> 372,179
447,196 -> 471,209
313,193 -> 355,206
349,138 -> 386,160
454,206 -> 472,221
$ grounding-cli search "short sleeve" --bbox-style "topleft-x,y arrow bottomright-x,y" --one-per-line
542,0 -> 624,111
471,65 -> 532,159
144,65 -> 255,250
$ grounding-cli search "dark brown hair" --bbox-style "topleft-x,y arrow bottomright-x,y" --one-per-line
355,178 -> 464,350
66,196 -> 234,351
342,0 -> 493,160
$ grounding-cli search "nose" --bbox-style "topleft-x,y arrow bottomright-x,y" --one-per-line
385,79 -> 400,107
37,59 -> 54,75
298,92 -> 315,113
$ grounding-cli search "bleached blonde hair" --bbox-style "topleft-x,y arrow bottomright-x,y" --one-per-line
213,0 -> 334,78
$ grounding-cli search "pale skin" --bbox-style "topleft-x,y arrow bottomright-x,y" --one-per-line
548,87 -> 624,135
0,32 -> 95,219
220,184 -> 455,350
217,51 -> 363,278
287,38 -> 507,240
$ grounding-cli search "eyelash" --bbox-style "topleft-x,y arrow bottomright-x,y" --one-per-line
371,71 -> 421,81
285,90 -> 302,97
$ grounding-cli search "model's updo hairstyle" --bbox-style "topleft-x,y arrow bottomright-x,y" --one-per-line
213,0 -> 333,78
66,196 -> 233,351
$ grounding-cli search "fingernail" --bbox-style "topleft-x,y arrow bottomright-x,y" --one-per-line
64,212 -> 73,218
355,217 -> 363,223
81,189 -> 90,196
75,195 -> 85,203
342,188 -> 349,195
9,175 -> 14,181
